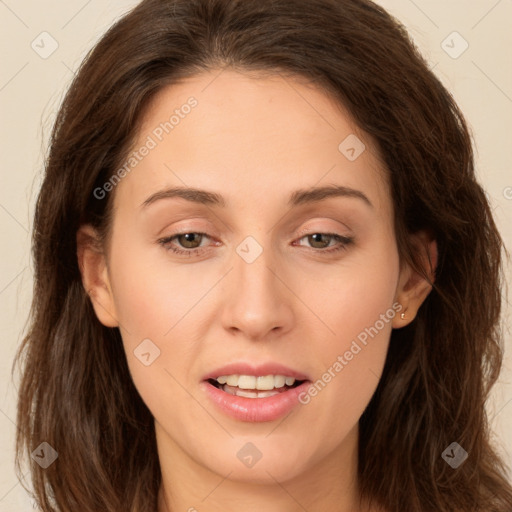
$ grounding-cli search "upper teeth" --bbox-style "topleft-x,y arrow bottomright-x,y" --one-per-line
215,375 -> 297,390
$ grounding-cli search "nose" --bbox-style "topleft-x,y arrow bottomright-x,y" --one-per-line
220,239 -> 295,341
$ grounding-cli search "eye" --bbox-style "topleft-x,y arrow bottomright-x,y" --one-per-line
158,232 -> 213,256
157,231 -> 354,257
293,232 -> 354,254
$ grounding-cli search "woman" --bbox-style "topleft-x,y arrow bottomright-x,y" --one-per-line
15,0 -> 512,510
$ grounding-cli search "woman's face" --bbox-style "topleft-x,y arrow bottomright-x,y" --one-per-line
83,69 -> 423,484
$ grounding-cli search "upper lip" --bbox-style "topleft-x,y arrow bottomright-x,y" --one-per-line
202,362 -> 310,381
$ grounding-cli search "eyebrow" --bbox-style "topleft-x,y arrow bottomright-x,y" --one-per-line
141,184 -> 373,209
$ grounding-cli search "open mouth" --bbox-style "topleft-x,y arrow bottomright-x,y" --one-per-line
207,377 -> 306,399
202,373 -> 311,421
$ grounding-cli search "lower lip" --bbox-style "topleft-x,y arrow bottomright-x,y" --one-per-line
201,380 -> 311,422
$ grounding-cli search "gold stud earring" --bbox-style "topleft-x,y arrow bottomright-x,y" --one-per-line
400,312 -> 406,320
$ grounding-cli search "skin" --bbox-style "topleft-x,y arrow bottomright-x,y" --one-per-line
77,69 -> 436,512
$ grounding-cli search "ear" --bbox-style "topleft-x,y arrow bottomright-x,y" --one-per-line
76,224 -> 119,328
392,230 -> 437,328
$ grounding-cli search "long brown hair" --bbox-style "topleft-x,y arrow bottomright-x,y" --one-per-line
15,0 -> 512,510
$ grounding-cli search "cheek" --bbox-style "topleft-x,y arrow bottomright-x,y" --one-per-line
309,235 -> 399,347
105,239 -> 206,394
108,240 -> 209,342
107,245 -> 207,432
298,238 -> 399,420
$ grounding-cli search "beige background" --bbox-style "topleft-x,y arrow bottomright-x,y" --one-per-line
1,0 -> 511,509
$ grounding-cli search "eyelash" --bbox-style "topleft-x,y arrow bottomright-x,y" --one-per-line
157,231 -> 354,257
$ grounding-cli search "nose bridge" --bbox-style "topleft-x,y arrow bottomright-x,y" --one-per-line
236,235 -> 276,296
221,233 -> 293,338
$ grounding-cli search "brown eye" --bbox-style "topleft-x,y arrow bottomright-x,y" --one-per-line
158,232 -> 213,256
294,232 -> 354,254
307,233 -> 334,249
176,233 -> 204,249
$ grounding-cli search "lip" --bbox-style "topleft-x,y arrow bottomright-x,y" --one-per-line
200,379 -> 311,422
202,362 -> 310,381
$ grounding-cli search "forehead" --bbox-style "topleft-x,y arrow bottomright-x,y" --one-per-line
114,69 -> 390,215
